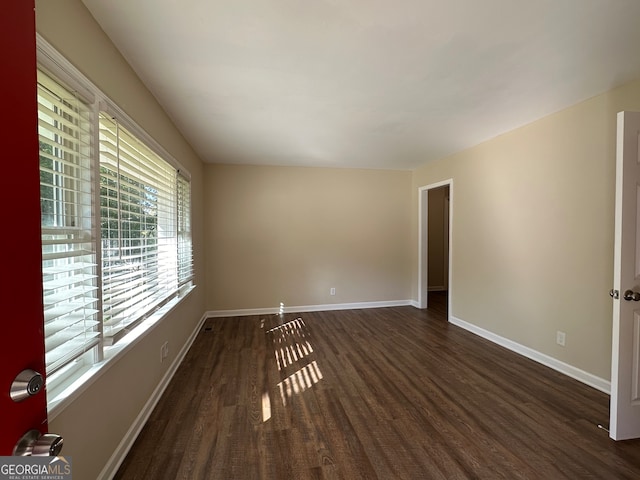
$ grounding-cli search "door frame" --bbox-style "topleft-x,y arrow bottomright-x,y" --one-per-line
418,179 -> 453,313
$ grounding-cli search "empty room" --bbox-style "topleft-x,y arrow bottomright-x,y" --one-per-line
4,0 -> 640,479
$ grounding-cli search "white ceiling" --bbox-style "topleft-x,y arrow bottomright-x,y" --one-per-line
81,0 -> 640,170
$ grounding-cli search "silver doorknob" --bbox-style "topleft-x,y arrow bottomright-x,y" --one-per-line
10,369 -> 44,402
610,289 -> 620,299
13,430 -> 63,456
623,290 -> 640,301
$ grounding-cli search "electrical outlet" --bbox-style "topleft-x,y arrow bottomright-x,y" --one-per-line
330,287 -> 336,296
160,341 -> 169,362
556,331 -> 566,347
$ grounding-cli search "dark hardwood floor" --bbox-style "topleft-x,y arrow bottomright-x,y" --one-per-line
114,296 -> 640,479
426,290 -> 447,316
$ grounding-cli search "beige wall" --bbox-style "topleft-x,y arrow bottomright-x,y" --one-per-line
36,1 -> 206,479
413,78 -> 640,381
205,164 -> 413,310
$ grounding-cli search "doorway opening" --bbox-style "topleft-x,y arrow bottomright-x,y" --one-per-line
418,180 -> 452,317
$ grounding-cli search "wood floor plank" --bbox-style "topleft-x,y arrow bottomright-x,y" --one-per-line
114,296 -> 640,479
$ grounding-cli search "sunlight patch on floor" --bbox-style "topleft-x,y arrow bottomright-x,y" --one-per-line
277,360 -> 323,406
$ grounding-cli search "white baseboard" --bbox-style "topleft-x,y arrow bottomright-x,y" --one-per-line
98,313 -> 208,480
449,315 -> 611,395
207,299 -> 413,318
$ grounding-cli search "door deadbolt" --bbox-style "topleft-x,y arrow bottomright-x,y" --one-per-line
11,369 -> 44,402
13,430 -> 63,457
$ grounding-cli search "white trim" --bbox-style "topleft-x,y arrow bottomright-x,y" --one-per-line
449,315 -> 611,394
206,299 -> 414,318
97,312 -> 208,480
418,186 -> 428,308
36,33 -> 96,104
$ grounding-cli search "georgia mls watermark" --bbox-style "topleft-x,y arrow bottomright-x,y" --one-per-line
0,456 -> 71,480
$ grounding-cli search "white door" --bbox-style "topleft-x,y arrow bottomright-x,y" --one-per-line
610,111 -> 640,440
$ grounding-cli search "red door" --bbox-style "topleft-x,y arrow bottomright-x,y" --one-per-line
0,0 -> 49,455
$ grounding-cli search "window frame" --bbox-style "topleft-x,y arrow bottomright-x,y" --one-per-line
38,68 -> 101,381
37,35 -> 195,418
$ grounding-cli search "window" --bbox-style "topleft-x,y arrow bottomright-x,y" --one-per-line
37,40 -> 194,407
177,173 -> 193,290
99,114 -> 180,344
38,70 -> 100,378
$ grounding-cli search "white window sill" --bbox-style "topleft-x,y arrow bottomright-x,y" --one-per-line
47,285 -> 196,420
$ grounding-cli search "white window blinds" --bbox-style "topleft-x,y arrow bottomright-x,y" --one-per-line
38,70 -> 100,375
36,39 -> 194,404
99,113 -> 179,342
177,173 -> 193,289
